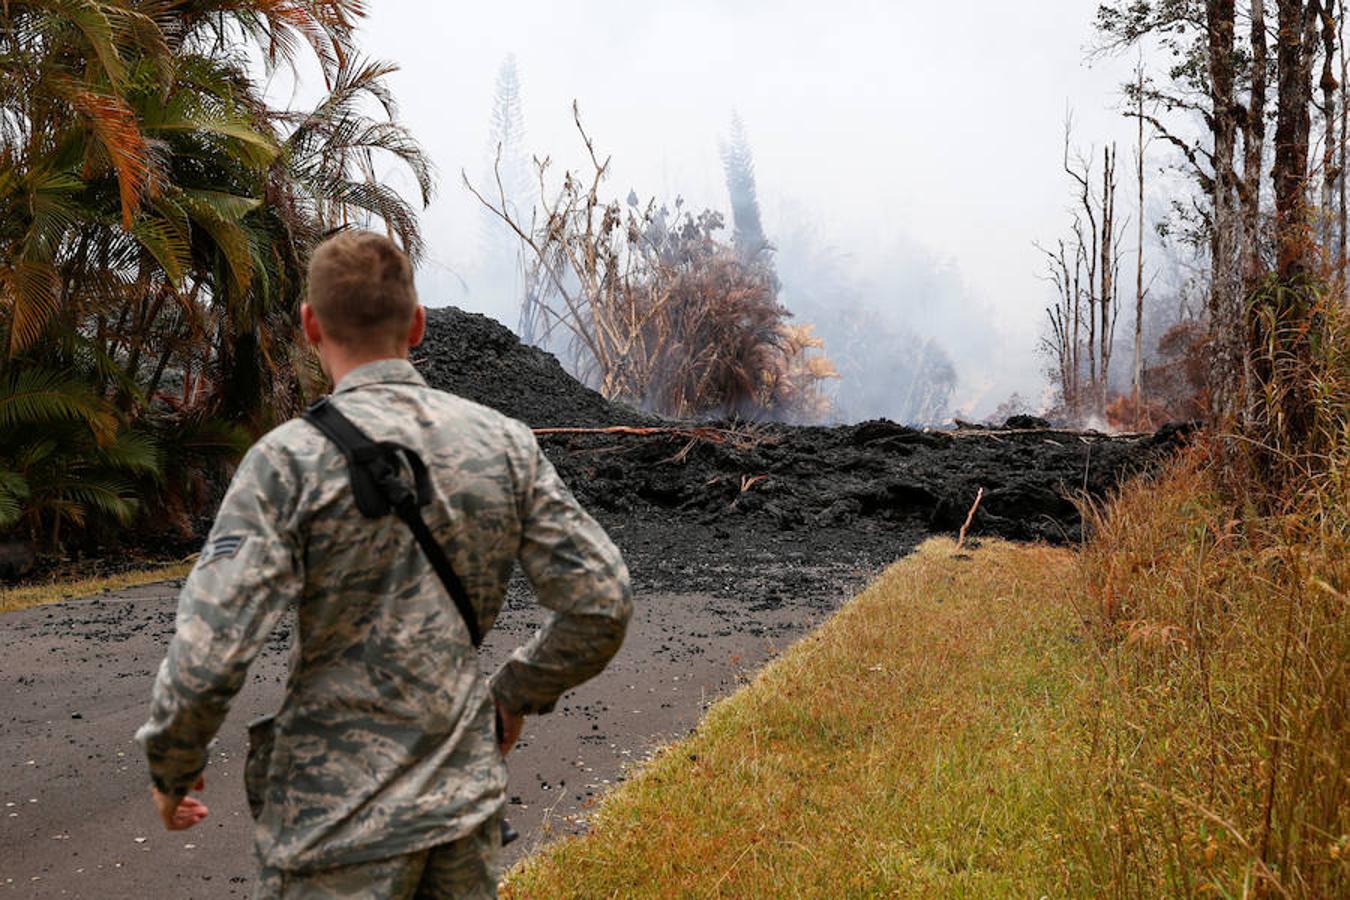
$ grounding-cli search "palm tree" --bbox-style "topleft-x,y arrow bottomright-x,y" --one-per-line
0,367 -> 159,545
0,0 -> 433,551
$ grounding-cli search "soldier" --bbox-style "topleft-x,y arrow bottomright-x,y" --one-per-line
136,231 -> 633,898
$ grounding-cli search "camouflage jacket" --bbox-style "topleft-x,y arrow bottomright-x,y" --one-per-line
136,359 -> 633,872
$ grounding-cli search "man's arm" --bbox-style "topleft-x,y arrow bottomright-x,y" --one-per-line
136,442 -> 303,800
490,436 -> 633,718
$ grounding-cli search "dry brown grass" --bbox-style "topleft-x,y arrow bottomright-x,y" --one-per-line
1068,440 -> 1349,897
0,561 -> 193,614
1063,293 -> 1348,896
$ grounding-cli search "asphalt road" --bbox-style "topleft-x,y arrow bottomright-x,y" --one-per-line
1,518 -> 896,899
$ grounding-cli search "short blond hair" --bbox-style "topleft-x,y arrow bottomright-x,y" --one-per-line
307,231 -> 417,351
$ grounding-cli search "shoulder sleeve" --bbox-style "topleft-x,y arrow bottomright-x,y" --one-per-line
135,438 -> 305,796
490,429 -> 633,715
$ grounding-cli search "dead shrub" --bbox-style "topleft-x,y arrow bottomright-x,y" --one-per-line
466,104 -> 836,422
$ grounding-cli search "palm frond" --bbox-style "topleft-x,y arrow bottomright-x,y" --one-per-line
130,214 -> 190,287
182,188 -> 262,222
0,469 -> 31,529
312,177 -> 423,259
61,81 -> 152,226
23,170 -> 87,258
2,258 -> 62,357
151,94 -> 279,166
57,0 -> 130,88
96,427 -> 164,481
0,368 -> 116,439
181,188 -> 259,293
50,476 -> 137,524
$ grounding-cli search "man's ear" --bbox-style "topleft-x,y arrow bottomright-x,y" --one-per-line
407,305 -> 426,349
301,303 -> 323,346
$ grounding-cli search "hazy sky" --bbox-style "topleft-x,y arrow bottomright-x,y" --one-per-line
292,2 -> 1147,415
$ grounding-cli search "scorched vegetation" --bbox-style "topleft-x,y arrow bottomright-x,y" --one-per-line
467,105 -> 838,424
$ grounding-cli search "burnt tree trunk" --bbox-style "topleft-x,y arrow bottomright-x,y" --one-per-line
1099,145 -> 1119,414
1208,0 -> 1246,422
1251,0 -> 1322,480
1273,0 -> 1318,280
1134,67 -> 1148,412
1341,9 -> 1349,281
1243,0 -> 1269,292
1320,1 -> 1340,257
1071,245 -> 1082,413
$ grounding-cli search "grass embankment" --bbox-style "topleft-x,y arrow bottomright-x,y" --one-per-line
507,448 -> 1348,898
508,537 -> 1091,897
0,562 -> 194,614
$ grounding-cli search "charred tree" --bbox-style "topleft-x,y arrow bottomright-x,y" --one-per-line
1040,125 -> 1125,422
1096,0 -> 1341,479
1246,0 -> 1323,471
1099,145 -> 1123,414
1243,0 -> 1270,292
1272,1 -> 1318,280
1208,0 -> 1249,422
1134,65 -> 1153,415
1319,2 -> 1341,258
475,55 -> 538,340
1341,9 -> 1349,278
1040,239 -> 1079,415
720,114 -> 770,265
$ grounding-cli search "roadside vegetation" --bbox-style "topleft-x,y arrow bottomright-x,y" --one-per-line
506,430 -> 1347,897
507,537 -> 1088,897
505,275 -> 1348,895
1073,445 -> 1347,896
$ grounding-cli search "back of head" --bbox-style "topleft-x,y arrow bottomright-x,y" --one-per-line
307,231 -> 418,354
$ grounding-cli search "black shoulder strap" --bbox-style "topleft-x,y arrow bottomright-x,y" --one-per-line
301,397 -> 484,648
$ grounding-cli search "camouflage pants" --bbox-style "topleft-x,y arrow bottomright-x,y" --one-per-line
253,814 -> 501,899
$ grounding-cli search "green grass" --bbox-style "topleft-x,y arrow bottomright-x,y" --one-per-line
505,538 -> 1094,897
0,561 -> 194,614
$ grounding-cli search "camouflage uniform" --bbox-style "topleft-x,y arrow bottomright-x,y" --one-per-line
253,810 -> 502,899
136,359 -> 633,897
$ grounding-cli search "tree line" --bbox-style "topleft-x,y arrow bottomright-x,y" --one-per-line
1046,0 -> 1347,485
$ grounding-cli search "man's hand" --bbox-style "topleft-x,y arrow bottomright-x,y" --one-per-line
152,776 -> 209,831
495,701 -> 524,755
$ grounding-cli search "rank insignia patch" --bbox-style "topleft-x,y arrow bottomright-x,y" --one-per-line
202,534 -> 246,564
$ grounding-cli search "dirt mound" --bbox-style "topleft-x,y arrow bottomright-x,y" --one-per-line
414,306 -> 646,428
412,306 -> 1185,544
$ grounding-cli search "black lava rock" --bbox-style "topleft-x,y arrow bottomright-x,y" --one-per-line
1004,414 -> 1052,430
409,306 -> 1178,546
413,306 -> 648,428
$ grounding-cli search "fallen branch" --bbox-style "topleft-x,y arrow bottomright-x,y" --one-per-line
740,474 -> 768,493
955,486 -> 985,552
